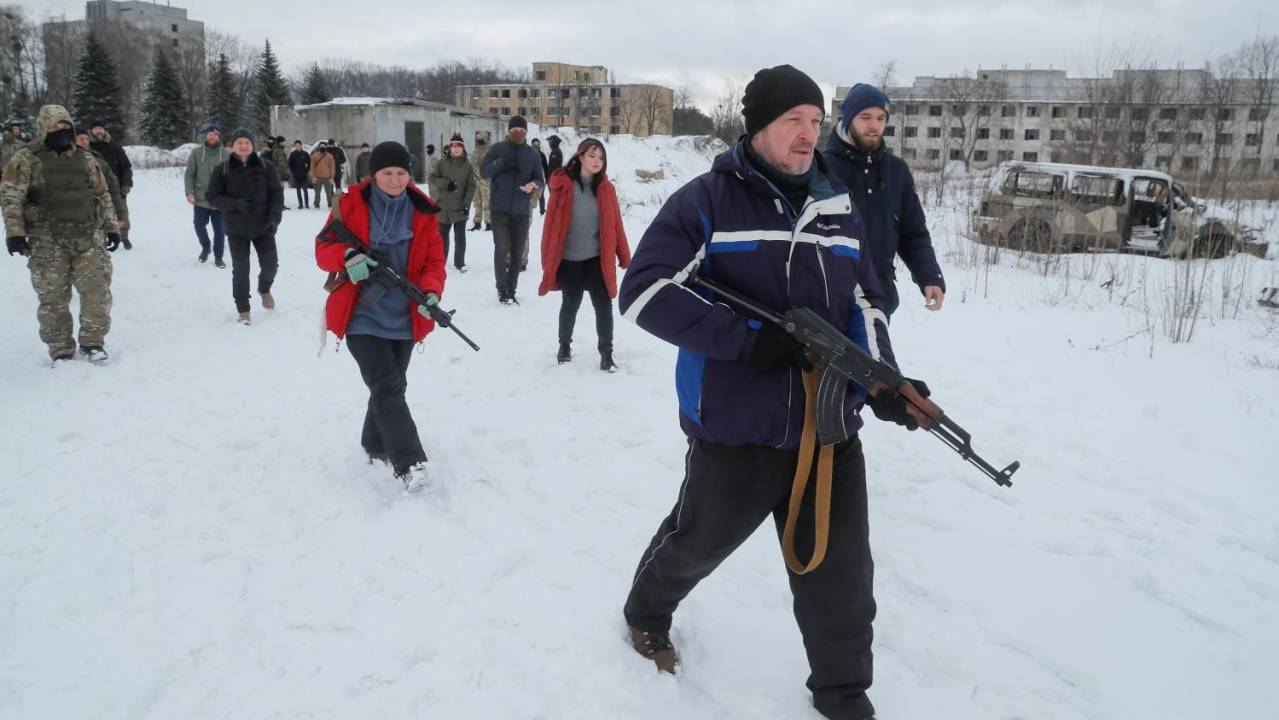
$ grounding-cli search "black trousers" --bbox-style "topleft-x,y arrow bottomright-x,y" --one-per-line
295,186 -> 310,208
491,211 -> 530,296
557,257 -> 613,352
228,234 -> 279,313
345,334 -> 427,476
624,437 -> 876,720
439,220 -> 467,268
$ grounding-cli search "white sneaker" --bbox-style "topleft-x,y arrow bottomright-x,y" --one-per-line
397,462 -> 430,493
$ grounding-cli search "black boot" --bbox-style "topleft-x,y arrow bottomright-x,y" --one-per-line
469,222 -> 480,231
557,342 -> 572,364
600,350 -> 618,372
484,222 -> 492,231
198,246 -> 210,263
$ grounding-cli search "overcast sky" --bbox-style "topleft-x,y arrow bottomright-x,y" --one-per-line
23,0 -> 1277,111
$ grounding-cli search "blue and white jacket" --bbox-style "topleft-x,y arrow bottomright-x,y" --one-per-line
619,140 -> 896,449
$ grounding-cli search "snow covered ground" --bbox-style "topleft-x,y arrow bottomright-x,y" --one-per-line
1,136 -> 1277,720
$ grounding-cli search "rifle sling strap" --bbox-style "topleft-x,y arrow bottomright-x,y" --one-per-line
781,369 -> 835,576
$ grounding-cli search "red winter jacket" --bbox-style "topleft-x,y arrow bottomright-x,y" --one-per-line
315,181 -> 447,342
538,169 -> 631,298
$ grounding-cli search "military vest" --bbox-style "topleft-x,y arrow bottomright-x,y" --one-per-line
25,145 -> 99,232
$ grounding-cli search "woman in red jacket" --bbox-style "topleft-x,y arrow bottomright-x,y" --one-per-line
538,138 -> 631,371
315,142 -> 446,491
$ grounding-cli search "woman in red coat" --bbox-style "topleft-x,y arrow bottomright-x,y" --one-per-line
538,138 -> 631,371
315,142 -> 446,491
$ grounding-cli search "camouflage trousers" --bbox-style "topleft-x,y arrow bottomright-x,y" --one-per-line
27,233 -> 113,358
474,180 -> 491,225
116,192 -> 131,242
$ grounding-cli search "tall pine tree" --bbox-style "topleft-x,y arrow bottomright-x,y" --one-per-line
71,31 -> 125,140
139,48 -> 189,148
206,52 -> 240,131
251,40 -> 292,137
300,64 -> 332,105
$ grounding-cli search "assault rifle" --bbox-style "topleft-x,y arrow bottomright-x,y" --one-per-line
318,217 -> 480,351
690,273 -> 1018,487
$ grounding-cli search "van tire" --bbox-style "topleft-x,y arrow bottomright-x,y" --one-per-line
1194,224 -> 1232,259
1006,218 -> 1055,252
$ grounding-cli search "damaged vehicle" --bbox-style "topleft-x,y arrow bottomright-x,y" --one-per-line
971,161 -> 1268,259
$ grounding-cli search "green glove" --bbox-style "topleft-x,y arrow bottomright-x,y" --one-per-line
417,293 -> 440,318
344,248 -> 378,283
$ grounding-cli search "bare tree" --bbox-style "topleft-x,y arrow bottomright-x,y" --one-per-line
1237,34 -> 1279,177
933,69 -> 1007,170
1199,54 -> 1239,197
871,60 -> 897,91
710,78 -> 743,144
636,85 -> 670,135
1,5 -> 47,119
40,12 -> 82,108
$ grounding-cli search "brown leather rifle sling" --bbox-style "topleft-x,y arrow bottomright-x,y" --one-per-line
781,368 -> 835,576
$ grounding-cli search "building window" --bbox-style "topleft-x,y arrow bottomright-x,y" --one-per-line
928,105 -> 942,116
518,106 -> 526,116
1049,129 -> 1065,142
999,128 -> 1014,140
548,89 -> 558,99
609,107 -> 619,117
489,107 -> 499,115
501,89 -> 511,98
1157,131 -> 1174,144
903,104 -> 919,115
518,89 -> 528,98
1102,130 -> 1118,143
1218,108 -> 1233,120
530,89 -> 539,98
1078,106 -> 1093,119
610,87 -> 621,98
977,127 -> 990,139
950,104 -> 966,116
973,150 -> 989,162
1001,104 -> 1016,118
171,23 -> 178,32
1189,107 -> 1206,120
926,148 -> 940,160
927,126 -> 941,138
610,125 -> 620,134
1130,131 -> 1145,144
489,90 -> 499,98
171,39 -> 178,47
1248,107 -> 1266,121
977,105 -> 990,116
1024,129 -> 1039,140
1185,131 -> 1203,144
884,126 -> 896,136
1051,106 -> 1066,118
997,150 -> 1014,162
901,148 -> 917,159
472,88 -> 481,98
1216,132 -> 1233,145
1025,105 -> 1040,117
903,126 -> 917,138
1274,159 -> 1279,173
1159,107 -> 1178,120
1075,129 -> 1093,142
950,126 -> 964,139
1022,152 -> 1039,162
1245,133 -> 1261,146
1132,108 -> 1149,121
949,148 -> 963,160
536,71 -> 546,81
1182,156 -> 1198,171
528,108 -> 539,118
1105,106 -> 1121,119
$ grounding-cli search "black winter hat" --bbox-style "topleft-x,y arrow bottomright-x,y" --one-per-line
741,64 -> 825,137
369,141 -> 412,174
508,115 -> 528,130
229,127 -> 254,145
448,132 -> 464,147
90,119 -> 107,130
547,135 -> 561,147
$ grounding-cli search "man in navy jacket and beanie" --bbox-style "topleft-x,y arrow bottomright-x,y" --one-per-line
823,84 -> 945,317
620,65 -> 922,720
480,115 -> 544,303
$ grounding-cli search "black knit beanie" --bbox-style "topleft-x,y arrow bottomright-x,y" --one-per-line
229,127 -> 254,145
369,141 -> 412,174
741,65 -> 825,137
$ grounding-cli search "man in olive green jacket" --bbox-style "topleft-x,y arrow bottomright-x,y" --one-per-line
183,124 -> 231,265
428,134 -> 478,270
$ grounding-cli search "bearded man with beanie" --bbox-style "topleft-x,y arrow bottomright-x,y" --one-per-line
823,84 -> 944,317
206,128 -> 284,324
480,115 -> 544,304
618,65 -> 919,720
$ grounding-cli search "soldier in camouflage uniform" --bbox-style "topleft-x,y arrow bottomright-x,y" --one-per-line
1,120 -> 27,170
471,130 -> 492,231
2,105 -> 121,364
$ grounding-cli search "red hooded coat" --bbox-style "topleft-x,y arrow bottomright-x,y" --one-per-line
538,169 -> 631,298
315,181 -> 447,342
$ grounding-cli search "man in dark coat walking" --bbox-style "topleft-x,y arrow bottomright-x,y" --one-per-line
206,128 -> 284,324
480,115 -> 544,303
89,121 -> 133,249
287,140 -> 311,209
822,84 -> 945,317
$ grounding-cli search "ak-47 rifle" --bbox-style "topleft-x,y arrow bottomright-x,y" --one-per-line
318,216 -> 480,352
690,272 -> 1018,487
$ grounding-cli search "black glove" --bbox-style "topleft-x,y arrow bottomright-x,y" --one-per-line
265,223 -> 277,236
7,235 -> 30,256
104,232 -> 121,252
446,180 -> 457,192
866,377 -> 930,431
461,206 -> 471,216
747,323 -> 814,373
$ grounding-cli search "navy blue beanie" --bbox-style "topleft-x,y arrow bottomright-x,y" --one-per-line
840,84 -> 891,126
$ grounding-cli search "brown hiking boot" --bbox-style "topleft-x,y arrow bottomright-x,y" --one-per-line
629,627 -> 678,674
260,292 -> 275,310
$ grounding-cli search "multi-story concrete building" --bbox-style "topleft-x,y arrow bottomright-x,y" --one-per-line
455,62 -> 674,137
833,68 -> 1279,184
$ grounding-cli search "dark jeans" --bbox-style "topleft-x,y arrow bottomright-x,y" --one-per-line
557,257 -> 613,352
439,220 -> 467,268
345,334 -> 427,476
295,187 -> 310,208
193,205 -> 225,258
491,211 -> 530,296
228,235 -> 279,313
624,437 -> 876,720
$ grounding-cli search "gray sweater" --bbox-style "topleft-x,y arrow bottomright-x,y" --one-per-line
562,180 -> 601,261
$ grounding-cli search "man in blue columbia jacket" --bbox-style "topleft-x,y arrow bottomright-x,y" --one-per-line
823,84 -> 945,317
619,65 -> 920,720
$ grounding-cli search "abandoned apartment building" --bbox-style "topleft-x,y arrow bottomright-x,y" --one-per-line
836,68 -> 1279,182
455,62 -> 674,138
